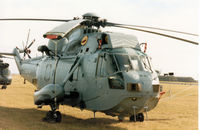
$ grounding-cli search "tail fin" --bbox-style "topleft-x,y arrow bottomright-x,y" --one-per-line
12,48 -> 22,74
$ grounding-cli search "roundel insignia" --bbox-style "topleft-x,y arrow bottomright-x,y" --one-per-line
81,36 -> 88,46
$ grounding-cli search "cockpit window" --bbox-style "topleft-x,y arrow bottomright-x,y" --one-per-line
97,52 -> 152,76
114,54 -> 132,71
140,56 -> 153,72
130,56 -> 143,71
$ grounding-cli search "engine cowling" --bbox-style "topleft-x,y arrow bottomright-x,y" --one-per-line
34,84 -> 64,105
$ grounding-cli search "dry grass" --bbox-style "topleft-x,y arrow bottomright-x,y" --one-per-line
0,75 -> 198,130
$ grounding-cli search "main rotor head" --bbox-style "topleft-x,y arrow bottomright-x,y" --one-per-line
82,13 -> 99,20
81,13 -> 107,28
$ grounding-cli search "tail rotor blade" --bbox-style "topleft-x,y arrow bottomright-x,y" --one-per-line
27,39 -> 35,49
25,29 -> 30,48
22,41 -> 25,49
27,54 -> 31,59
23,52 -> 26,58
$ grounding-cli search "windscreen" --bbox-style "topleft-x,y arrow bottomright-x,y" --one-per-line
130,56 -> 143,71
114,54 -> 132,71
140,56 -> 153,72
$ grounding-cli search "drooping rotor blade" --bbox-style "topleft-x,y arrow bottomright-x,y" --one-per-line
112,25 -> 198,45
0,52 -> 15,56
0,18 -> 73,22
0,55 -> 13,59
106,22 -> 198,36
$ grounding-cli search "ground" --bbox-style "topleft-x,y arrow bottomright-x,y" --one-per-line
0,75 -> 198,130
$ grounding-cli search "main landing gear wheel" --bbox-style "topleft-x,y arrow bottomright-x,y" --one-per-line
118,115 -> 124,122
43,111 -> 62,123
130,113 -> 144,122
43,104 -> 62,123
1,85 -> 7,89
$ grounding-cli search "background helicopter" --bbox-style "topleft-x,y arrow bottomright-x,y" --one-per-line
0,55 -> 12,89
0,13 -> 198,123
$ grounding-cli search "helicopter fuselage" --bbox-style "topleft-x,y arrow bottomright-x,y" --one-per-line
11,20 -> 161,119
18,46 -> 160,118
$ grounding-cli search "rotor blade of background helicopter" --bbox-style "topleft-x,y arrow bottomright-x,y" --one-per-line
0,18 -> 73,22
112,25 -> 198,45
106,22 -> 198,36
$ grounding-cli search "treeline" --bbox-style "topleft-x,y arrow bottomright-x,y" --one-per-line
158,76 -> 197,82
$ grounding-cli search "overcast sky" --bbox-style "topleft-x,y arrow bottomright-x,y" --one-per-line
0,0 -> 199,79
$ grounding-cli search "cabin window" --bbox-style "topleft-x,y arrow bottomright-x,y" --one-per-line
96,53 -> 118,77
96,53 -> 125,89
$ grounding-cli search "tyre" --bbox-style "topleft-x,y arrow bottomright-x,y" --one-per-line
55,111 -> 62,123
136,113 -> 144,122
130,115 -> 136,122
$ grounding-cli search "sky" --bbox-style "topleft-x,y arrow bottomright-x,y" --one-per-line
0,0 -> 199,79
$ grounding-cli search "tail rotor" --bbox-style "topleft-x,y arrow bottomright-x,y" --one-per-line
16,29 -> 35,59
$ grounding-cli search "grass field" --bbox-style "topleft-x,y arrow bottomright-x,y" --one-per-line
0,75 -> 198,130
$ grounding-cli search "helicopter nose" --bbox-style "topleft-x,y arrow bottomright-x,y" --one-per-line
123,71 -> 152,92
123,71 -> 140,82
123,71 -> 142,92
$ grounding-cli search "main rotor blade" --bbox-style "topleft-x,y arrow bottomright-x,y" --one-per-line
0,18 -> 73,22
107,22 -> 198,36
112,25 -> 198,45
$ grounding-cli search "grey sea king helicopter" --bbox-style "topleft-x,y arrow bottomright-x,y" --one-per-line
0,55 -> 12,89
0,13 -> 198,123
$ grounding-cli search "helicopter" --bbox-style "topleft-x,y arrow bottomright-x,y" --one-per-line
0,55 -> 12,89
0,13 -> 198,123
